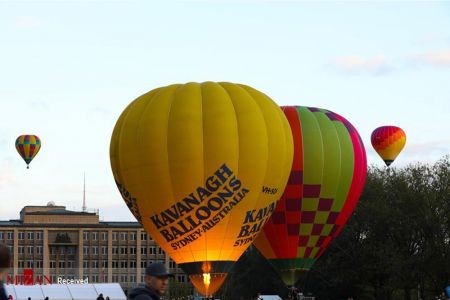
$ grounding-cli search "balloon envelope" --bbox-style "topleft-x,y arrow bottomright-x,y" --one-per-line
253,106 -> 367,286
371,126 -> 406,166
15,135 -> 41,168
110,82 -> 293,295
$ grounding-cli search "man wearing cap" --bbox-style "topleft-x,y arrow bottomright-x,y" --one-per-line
128,263 -> 174,300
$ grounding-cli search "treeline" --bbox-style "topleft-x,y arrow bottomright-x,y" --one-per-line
216,156 -> 450,300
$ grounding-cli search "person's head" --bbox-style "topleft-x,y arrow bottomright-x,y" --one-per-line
99,294 -> 103,297
0,243 -> 11,279
144,263 -> 173,295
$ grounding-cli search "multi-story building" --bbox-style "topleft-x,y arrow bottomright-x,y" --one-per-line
0,203 -> 189,290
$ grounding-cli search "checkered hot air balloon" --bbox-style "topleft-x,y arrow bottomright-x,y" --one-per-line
15,135 -> 41,169
371,126 -> 406,166
253,106 -> 367,287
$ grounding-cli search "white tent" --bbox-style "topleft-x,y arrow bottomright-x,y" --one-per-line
93,284 -> 126,300
14,284 -> 45,300
66,284 -> 99,300
41,284 -> 73,300
2,283 -> 125,300
3,284 -> 17,299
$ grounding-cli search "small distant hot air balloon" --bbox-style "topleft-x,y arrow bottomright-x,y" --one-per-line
371,126 -> 406,166
15,135 -> 41,169
253,106 -> 367,287
110,82 -> 293,296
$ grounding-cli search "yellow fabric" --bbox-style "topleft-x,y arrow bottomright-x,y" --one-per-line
110,82 -> 293,264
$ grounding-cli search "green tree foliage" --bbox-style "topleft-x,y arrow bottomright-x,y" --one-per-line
307,156 -> 450,300
215,156 -> 449,300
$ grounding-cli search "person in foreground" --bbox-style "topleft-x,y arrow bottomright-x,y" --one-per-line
128,263 -> 174,300
0,243 -> 11,300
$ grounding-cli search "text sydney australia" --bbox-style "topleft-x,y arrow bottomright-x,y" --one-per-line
150,164 -> 249,250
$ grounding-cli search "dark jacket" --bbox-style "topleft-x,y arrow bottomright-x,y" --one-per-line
128,284 -> 160,300
0,281 -> 8,300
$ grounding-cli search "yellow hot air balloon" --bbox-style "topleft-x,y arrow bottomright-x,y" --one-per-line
15,135 -> 41,169
110,82 -> 293,296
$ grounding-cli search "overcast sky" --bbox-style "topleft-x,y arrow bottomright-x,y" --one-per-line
1,1 -> 449,222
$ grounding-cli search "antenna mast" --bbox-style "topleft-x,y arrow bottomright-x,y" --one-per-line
82,172 -> 87,212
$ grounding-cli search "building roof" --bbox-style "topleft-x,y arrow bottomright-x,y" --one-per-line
27,209 -> 97,216
0,220 -> 141,228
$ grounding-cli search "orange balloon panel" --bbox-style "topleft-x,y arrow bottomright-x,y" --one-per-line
371,126 -> 406,166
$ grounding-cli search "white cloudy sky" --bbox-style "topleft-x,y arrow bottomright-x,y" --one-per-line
1,1 -> 449,221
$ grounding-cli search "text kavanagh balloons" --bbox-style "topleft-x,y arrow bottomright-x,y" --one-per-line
110,82 -> 293,296
253,106 -> 367,286
15,135 -> 41,169
371,125 -> 406,166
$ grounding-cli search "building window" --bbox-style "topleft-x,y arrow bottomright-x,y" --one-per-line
120,261 -> 128,268
7,232 -> 13,240
158,247 -> 164,255
27,232 -> 34,240
112,247 -> 118,255
112,275 -> 119,282
59,261 -> 65,269
129,275 -> 136,282
102,247 -> 107,255
141,261 -> 147,268
102,232 -> 108,241
141,247 -> 147,255
92,246 -> 98,255
120,247 -> 127,255
18,261 -> 24,268
149,247 -> 156,255
27,246 -> 33,255
67,247 -> 75,255
83,246 -> 89,255
60,247 -> 65,255
26,261 -> 34,268
92,261 -> 99,269
83,261 -> 89,268
130,232 -> 136,241
36,232 -> 43,240
169,260 -> 176,269
130,247 -> 136,255
18,232 -> 25,240
177,275 -> 186,283
91,275 -> 98,283
50,247 -> 56,255
83,232 -> 89,241
18,246 -> 24,254
120,275 -> 127,282
141,232 -> 147,241
36,246 -> 43,255
112,261 -> 119,269
102,261 -> 108,268
68,261 -> 75,269
50,261 -> 56,268
0,232 -> 3,240
92,232 -> 98,241
130,261 -> 136,268
121,232 -> 127,241
112,232 -> 118,241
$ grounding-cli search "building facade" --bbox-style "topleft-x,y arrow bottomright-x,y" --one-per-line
0,203 -> 189,290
